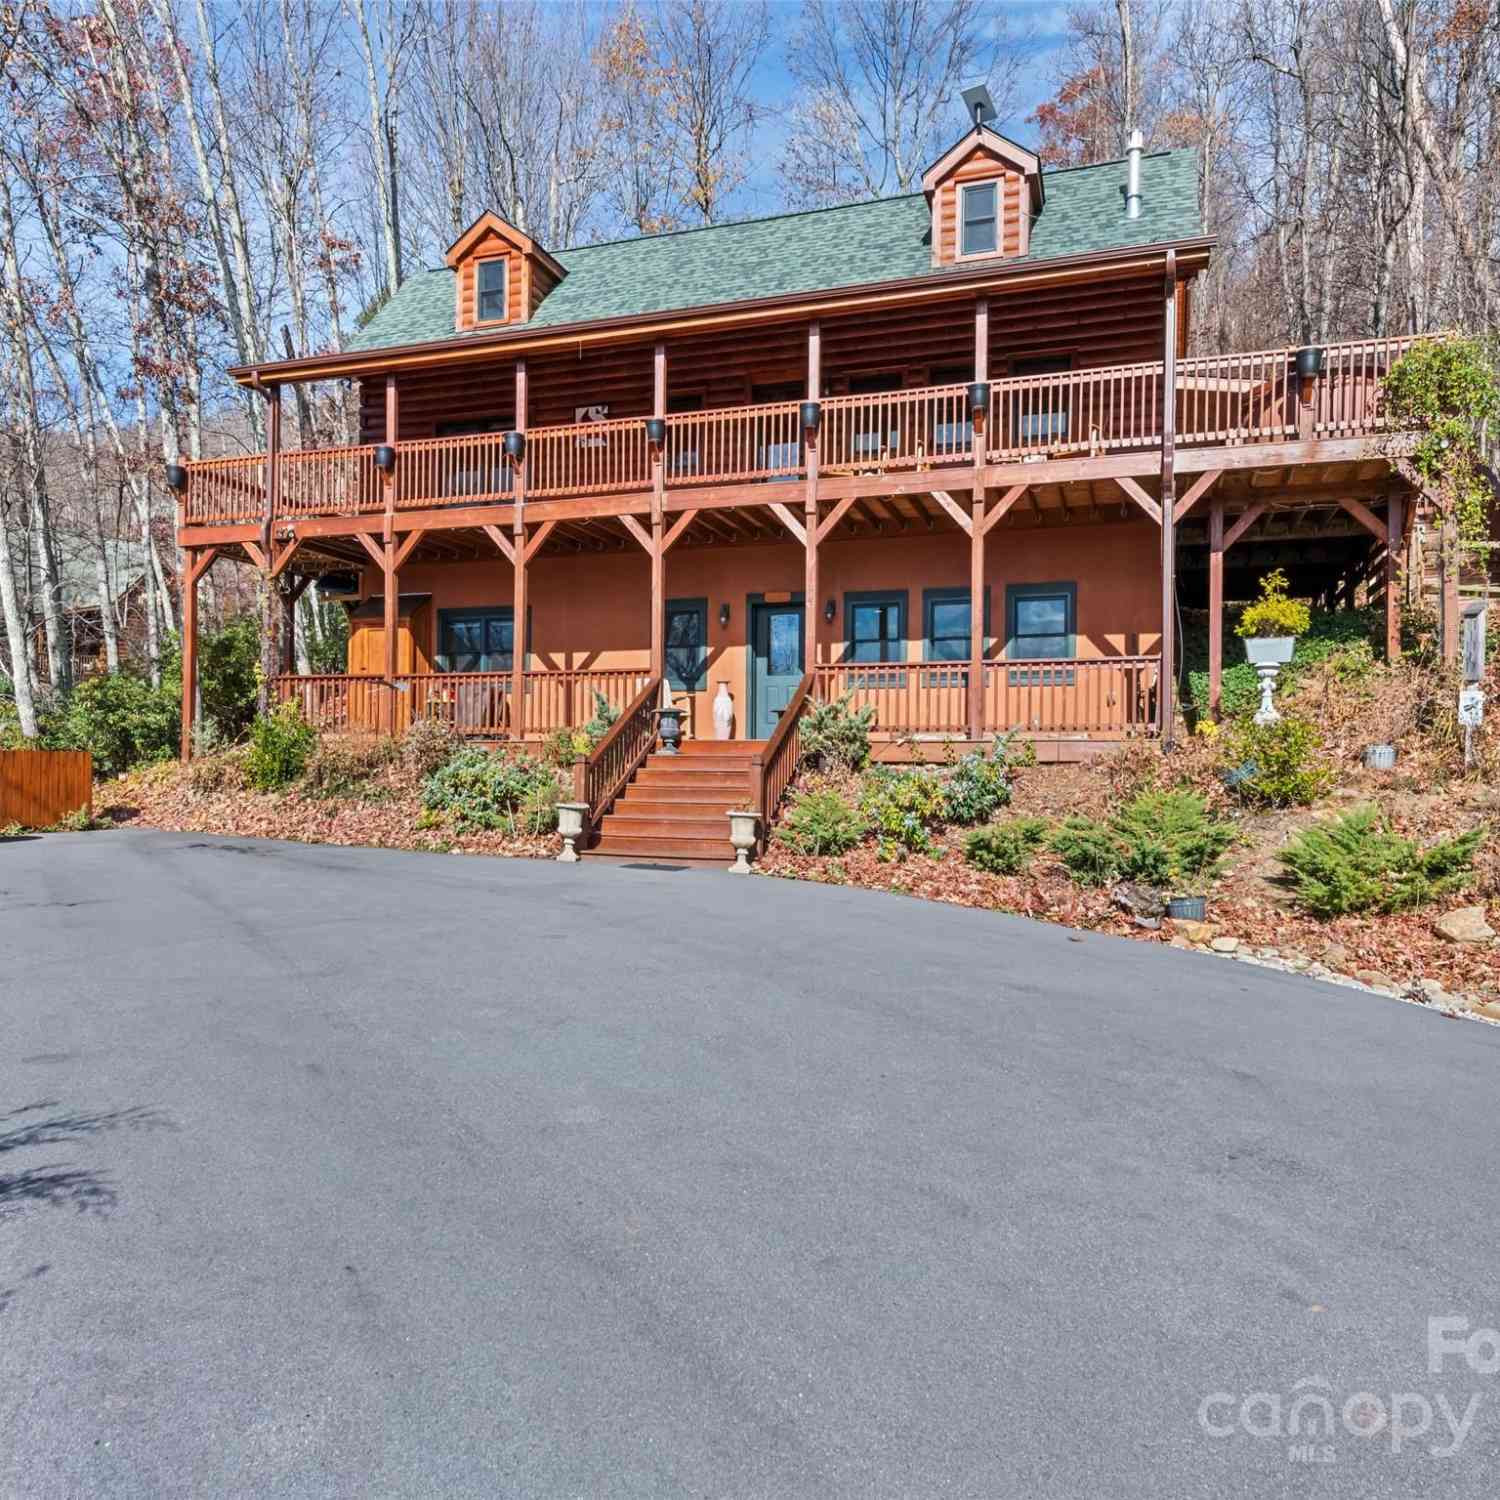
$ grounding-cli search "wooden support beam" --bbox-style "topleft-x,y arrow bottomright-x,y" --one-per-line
1159,248 -> 1178,746
618,513 -> 653,552
1208,497 -> 1224,719
242,539 -> 269,570
650,515 -> 665,679
391,529 -> 427,571
180,548 -> 209,760
768,502 -> 806,546
981,484 -> 1028,535
268,537 -> 301,579
523,519 -> 556,563
969,492 -> 986,739
1336,494 -> 1388,542
1223,500 -> 1269,551
662,511 -> 696,553
929,489 -> 973,535
286,574 -> 313,608
815,494 -> 860,544
1116,476 -> 1162,525
383,375 -> 398,537
1172,468 -> 1222,524
481,523 -> 515,563
353,532 -> 385,567
1385,495 -> 1403,662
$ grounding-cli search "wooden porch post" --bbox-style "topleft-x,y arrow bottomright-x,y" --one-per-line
256,387 -> 283,712
969,491 -> 986,740
651,341 -> 666,680
974,297 -> 988,382
512,359 -> 528,735
1441,509 -> 1460,662
805,321 -> 821,673
1385,495 -> 1404,662
1208,497 -> 1224,718
1158,251 -> 1178,745
180,547 -> 217,761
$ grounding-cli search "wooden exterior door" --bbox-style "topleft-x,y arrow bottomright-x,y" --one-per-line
749,602 -> 804,740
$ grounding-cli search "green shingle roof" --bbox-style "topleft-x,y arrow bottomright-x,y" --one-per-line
347,148 -> 1202,354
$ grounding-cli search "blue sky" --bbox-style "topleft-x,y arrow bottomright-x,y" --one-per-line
736,0 -> 1073,213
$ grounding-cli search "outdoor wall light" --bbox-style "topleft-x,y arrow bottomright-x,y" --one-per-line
373,444 -> 396,473
719,603 -> 731,629
164,462 -> 188,492
967,382 -> 991,417
503,429 -> 526,461
823,598 -> 836,624
800,400 -> 822,432
644,417 -> 667,445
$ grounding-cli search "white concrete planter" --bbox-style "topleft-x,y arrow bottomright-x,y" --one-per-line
1243,635 -> 1296,666
556,802 -> 588,862
726,809 -> 759,875
1244,636 -> 1296,724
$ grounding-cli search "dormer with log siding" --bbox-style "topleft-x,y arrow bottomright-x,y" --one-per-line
445,211 -> 567,334
922,127 -> 1043,267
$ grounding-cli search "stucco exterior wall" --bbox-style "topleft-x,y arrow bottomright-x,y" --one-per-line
358,517 -> 1162,735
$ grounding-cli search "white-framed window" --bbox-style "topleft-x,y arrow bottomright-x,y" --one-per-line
476,258 -> 507,322
959,180 -> 1000,257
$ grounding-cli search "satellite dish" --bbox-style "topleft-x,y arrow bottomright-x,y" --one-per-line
961,83 -> 996,128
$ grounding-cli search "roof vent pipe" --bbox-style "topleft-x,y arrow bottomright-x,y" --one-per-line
1125,129 -> 1143,219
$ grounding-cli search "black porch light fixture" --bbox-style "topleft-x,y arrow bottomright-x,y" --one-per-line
164,462 -> 188,492
644,417 -> 667,446
823,598 -> 836,624
800,400 -> 821,432
504,429 -> 526,461
373,444 -> 396,473
719,602 -> 731,629
967,382 -> 991,417
1295,346 -> 1325,379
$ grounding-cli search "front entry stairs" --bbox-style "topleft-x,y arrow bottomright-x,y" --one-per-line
587,741 -> 767,864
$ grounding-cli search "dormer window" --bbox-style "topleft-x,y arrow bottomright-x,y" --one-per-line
477,259 -> 507,323
960,181 -> 999,257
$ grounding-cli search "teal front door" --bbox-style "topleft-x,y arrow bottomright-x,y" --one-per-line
750,603 -> 805,740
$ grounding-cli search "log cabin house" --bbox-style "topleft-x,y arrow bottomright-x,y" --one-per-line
175,119 -> 1431,862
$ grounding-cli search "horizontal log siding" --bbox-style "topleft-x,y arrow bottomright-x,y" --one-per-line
932,145 -> 1026,264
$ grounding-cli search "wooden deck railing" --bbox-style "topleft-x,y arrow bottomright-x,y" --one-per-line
181,334 -> 1426,524
751,670 -> 814,844
813,656 -> 1159,737
575,674 -> 661,830
271,667 -> 653,739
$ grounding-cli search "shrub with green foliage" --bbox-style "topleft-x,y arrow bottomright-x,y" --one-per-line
245,701 -> 317,790
942,742 -> 1017,826
195,615 -> 260,742
801,694 -> 875,772
964,816 -> 1050,875
51,671 -> 180,777
420,747 -> 560,834
1048,790 -> 1235,889
1236,568 -> 1311,640
859,766 -> 946,858
1278,806 -> 1485,917
776,787 -> 867,855
399,717 -> 462,778
583,690 -> 620,747
1223,716 -> 1333,808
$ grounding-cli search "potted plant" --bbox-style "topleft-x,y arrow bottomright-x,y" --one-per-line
1235,569 -> 1309,725
726,809 -> 759,873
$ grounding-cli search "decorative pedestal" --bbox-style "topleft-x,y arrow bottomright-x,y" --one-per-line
1252,663 -> 1283,725
726,810 -> 759,874
655,707 -> 684,754
1243,636 -> 1295,727
556,802 -> 588,862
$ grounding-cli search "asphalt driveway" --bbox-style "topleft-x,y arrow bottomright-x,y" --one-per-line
2,828 -> 1498,1498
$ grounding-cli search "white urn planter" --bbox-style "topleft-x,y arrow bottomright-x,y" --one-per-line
556,802 -> 588,862
726,809 -> 759,874
1244,635 -> 1296,725
712,682 -> 735,740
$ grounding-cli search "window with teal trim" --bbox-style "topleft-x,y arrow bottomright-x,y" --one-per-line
438,607 -> 513,672
1006,581 -> 1076,686
665,597 -> 708,692
845,590 -> 906,688
922,587 -> 989,690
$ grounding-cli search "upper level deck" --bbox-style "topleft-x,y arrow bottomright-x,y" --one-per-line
178,335 -> 1419,536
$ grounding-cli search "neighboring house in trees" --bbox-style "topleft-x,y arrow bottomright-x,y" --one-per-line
30,532 -> 150,683
176,112 -> 1429,860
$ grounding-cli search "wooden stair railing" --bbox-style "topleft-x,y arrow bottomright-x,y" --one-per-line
749,671 -> 815,850
572,674 -> 662,845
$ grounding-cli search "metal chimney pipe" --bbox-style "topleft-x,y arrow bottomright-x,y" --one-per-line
1125,129 -> 1143,219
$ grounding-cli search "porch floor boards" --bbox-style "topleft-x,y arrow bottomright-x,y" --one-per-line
589,741 -> 766,864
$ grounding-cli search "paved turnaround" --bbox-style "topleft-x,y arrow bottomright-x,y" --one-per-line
2,829 -> 1498,1498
